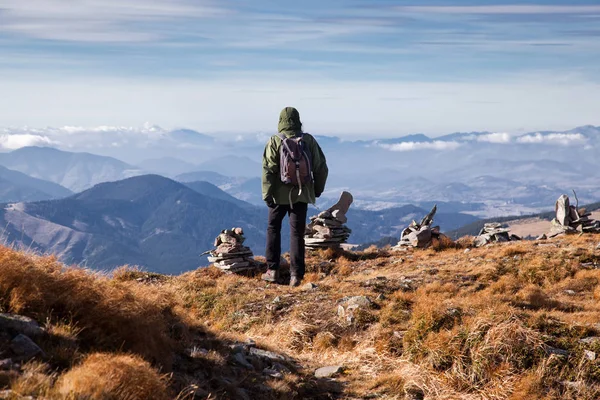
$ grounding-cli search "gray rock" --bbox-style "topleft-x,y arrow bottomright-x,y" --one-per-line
580,337 -> 600,346
249,347 -> 286,361
596,242 -> 600,250
564,290 -> 577,296
0,314 -> 44,337
263,368 -> 283,379
301,282 -> 318,291
10,334 -> 44,359
464,248 -> 471,253
233,352 -> 253,369
556,195 -> 571,226
0,359 -> 13,370
341,296 -> 373,308
584,350 -> 596,361
271,362 -> 292,374
314,365 -> 343,378
545,346 -> 570,358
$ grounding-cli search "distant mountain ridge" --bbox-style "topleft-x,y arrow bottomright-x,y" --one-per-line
0,175 -> 266,274
0,147 -> 143,192
0,165 -> 72,202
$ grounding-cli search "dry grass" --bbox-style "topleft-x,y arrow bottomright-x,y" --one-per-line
2,235 -> 600,399
0,247 -> 183,367
56,353 -> 169,400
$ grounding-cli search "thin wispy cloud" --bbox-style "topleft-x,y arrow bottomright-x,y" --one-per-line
396,5 -> 600,15
0,1 -> 599,132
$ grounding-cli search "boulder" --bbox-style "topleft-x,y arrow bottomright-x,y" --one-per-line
314,365 -> 343,378
10,334 -> 44,360
0,314 -> 44,337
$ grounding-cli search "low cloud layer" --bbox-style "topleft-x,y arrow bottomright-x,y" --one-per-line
516,133 -> 587,146
379,141 -> 461,152
0,133 -> 56,150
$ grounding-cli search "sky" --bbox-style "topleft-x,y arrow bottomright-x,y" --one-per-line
0,0 -> 599,137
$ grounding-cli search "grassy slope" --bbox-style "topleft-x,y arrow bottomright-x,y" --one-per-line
1,235 -> 600,399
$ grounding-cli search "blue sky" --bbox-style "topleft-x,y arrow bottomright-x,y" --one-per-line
0,0 -> 599,136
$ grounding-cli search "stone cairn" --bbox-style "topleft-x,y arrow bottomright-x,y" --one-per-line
394,205 -> 441,249
206,228 -> 258,273
474,223 -> 521,247
305,191 -> 353,249
544,194 -> 600,238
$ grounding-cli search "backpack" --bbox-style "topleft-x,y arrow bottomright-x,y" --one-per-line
277,133 -> 313,192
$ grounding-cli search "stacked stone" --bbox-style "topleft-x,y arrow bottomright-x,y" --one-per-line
305,191 -> 353,249
394,205 -> 442,249
474,223 -> 521,247
545,194 -> 600,238
207,228 -> 257,273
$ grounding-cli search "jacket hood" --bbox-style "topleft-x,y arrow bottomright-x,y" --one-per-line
278,107 -> 302,135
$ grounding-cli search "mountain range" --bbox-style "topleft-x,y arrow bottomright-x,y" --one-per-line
0,174 -> 477,273
0,147 -> 143,192
0,175 -> 266,274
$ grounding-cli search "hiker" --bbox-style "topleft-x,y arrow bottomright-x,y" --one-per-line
261,107 -> 328,286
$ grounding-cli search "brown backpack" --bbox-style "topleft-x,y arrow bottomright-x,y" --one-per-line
278,133 -> 313,190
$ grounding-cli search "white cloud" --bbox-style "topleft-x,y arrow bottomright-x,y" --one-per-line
396,5 -> 600,14
380,141 -> 461,152
516,133 -> 587,146
0,134 -> 57,149
476,132 -> 512,144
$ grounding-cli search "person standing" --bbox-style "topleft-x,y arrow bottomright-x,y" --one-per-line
261,107 -> 328,286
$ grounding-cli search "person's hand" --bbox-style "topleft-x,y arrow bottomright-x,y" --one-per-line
264,196 -> 276,208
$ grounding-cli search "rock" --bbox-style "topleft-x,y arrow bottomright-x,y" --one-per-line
305,192 -> 353,249
272,296 -> 281,304
463,248 -> 471,253
404,385 -> 425,400
271,362 -> 292,374
584,350 -> 596,361
263,368 -> 283,379
341,296 -> 373,308
564,290 -> 577,296
314,365 -> 343,378
206,228 -> 258,273
338,296 -> 373,324
596,243 -> 600,250
10,334 -> 44,360
556,195 -> 571,226
376,294 -> 385,301
545,346 -> 570,358
233,352 -> 253,369
249,348 -> 286,361
301,282 -> 318,291
0,314 -> 44,337
580,337 -> 600,346
0,359 -> 13,371
0,390 -> 34,400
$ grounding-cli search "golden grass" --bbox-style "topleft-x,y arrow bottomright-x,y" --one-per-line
2,235 -> 600,399
56,353 -> 169,400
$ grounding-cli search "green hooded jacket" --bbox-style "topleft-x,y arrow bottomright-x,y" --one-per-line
262,107 -> 328,205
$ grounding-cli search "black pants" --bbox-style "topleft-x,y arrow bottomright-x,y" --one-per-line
266,202 -> 308,278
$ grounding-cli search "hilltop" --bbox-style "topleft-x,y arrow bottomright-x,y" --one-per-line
1,234 -> 599,399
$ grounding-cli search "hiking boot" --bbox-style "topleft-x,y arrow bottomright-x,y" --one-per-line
289,276 -> 302,287
261,269 -> 279,283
